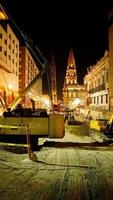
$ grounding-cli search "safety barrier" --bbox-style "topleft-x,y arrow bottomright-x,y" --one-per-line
0,124 -> 32,159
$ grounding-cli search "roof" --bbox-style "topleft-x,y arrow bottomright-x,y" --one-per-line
67,48 -> 76,67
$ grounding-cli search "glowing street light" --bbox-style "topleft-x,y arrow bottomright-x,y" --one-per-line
71,98 -> 81,108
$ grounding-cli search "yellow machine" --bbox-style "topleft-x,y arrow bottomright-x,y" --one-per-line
0,112 -> 65,149
90,114 -> 113,138
90,119 -> 108,131
0,25 -> 65,150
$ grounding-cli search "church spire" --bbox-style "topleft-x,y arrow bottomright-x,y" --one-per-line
64,48 -> 77,85
67,48 -> 76,67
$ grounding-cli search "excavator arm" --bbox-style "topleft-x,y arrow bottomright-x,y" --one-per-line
9,39 -> 52,111
9,61 -> 49,111
0,3 -> 52,112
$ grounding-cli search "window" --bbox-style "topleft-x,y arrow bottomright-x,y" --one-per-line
4,50 -> 7,56
94,97 -> 96,104
9,55 -> 11,60
98,78 -> 100,86
101,95 -> 103,104
4,39 -> 7,45
0,34 -> 2,39
0,46 -> 2,52
102,75 -> 104,83
106,69 -> 108,82
106,94 -> 108,103
97,96 -> 99,104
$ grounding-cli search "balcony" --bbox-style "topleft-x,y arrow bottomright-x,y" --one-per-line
89,84 -> 106,94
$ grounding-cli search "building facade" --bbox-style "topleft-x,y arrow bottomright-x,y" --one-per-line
0,5 -> 42,113
0,22 -> 19,107
84,51 -> 109,111
108,9 -> 113,111
19,46 -> 42,108
63,49 -> 86,109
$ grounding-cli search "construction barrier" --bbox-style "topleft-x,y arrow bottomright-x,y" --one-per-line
0,142 -> 28,147
0,124 -> 32,159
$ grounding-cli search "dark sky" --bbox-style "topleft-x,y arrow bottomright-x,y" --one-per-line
1,0 -> 113,99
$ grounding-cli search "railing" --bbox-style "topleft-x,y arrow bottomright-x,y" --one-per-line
89,84 -> 106,94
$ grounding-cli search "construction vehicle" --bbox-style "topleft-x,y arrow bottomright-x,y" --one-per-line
0,5 -> 65,150
90,114 -> 113,139
0,51 -> 65,150
0,47 -> 65,150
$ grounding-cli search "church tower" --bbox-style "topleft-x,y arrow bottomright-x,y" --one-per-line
63,49 -> 86,108
65,48 -> 77,86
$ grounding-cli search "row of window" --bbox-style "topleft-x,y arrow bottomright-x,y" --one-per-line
66,80 -> 76,84
0,33 -> 18,48
68,92 -> 85,98
87,70 -> 108,90
0,46 -> 18,57
91,94 -> 108,104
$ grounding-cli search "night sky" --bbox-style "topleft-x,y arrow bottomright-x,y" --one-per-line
1,0 -> 113,100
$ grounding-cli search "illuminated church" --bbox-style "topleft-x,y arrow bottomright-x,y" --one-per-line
63,49 -> 87,109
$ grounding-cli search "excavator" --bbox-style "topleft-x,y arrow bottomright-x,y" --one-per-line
0,45 -> 65,150
0,14 -> 65,150
90,114 -> 113,139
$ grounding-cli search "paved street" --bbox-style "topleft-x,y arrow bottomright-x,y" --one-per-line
0,123 -> 113,200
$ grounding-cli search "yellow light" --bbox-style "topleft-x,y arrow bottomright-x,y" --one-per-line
0,11 -> 6,20
73,98 -> 80,105
8,84 -> 12,90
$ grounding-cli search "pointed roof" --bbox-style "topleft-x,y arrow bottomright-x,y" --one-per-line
67,48 -> 76,67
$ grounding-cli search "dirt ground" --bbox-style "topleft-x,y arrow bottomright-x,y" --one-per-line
0,124 -> 113,200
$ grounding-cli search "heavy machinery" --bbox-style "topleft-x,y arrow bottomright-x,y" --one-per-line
0,7 -> 65,150
90,114 -> 113,139
0,47 -> 65,149
0,54 -> 65,150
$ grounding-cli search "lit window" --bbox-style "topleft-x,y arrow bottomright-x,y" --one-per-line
4,39 -> 7,44
97,96 -> 99,104
106,94 -> 108,103
0,34 -> 2,39
4,50 -> 7,56
101,95 -> 103,104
